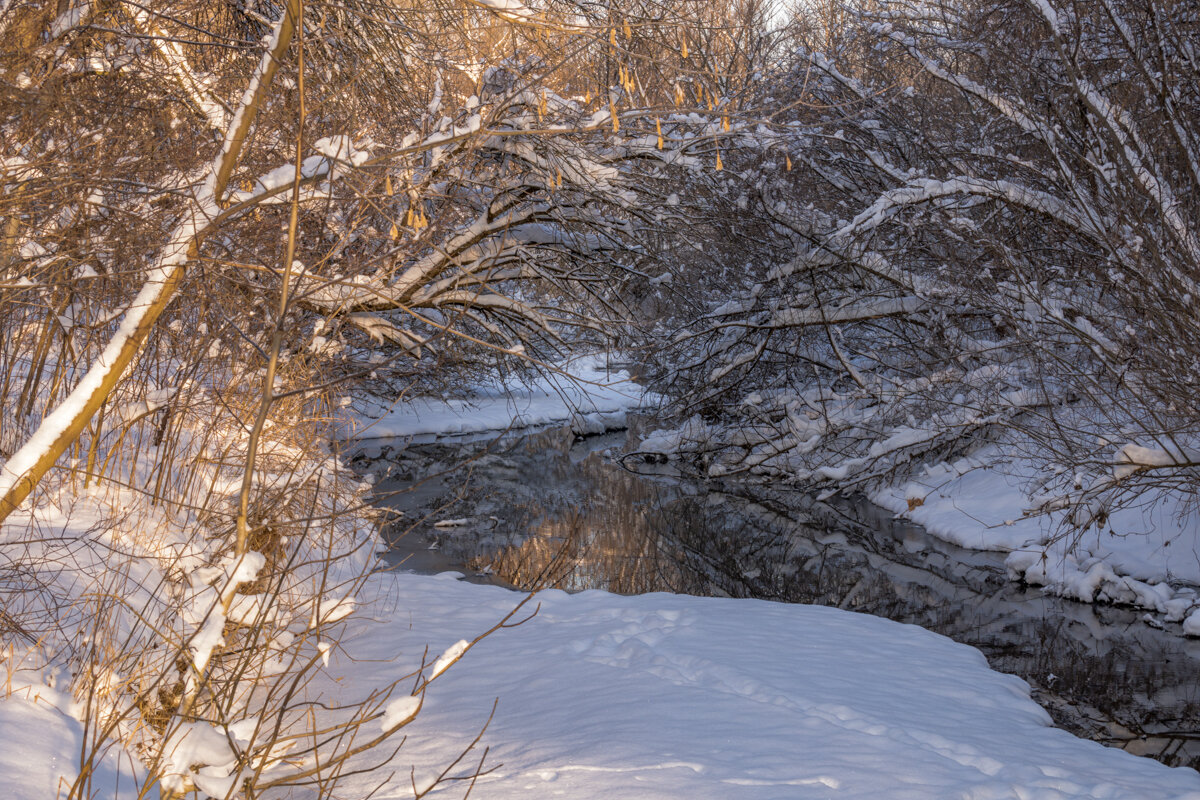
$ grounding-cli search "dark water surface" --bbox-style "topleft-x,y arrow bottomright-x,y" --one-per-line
352,424 -> 1200,769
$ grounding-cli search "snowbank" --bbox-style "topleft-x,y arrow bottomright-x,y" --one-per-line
0,687 -> 141,800
11,571 -> 1198,798
332,573 -> 1199,799
872,446 -> 1200,626
339,354 -> 660,441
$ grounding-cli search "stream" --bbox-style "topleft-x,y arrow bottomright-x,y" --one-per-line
351,422 -> 1200,770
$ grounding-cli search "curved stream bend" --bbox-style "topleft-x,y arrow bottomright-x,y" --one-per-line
352,425 -> 1200,769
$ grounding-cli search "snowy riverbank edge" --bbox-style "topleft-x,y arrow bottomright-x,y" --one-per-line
871,444 -> 1200,632
6,570 -> 1200,799
336,354 -> 661,443
636,416 -> 1200,631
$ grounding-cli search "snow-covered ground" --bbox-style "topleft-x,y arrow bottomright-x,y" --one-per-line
872,444 -> 1200,630
339,354 -> 659,442
0,682 -> 140,800
7,571 -> 1199,799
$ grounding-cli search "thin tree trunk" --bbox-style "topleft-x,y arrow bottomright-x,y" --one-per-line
0,0 -> 302,524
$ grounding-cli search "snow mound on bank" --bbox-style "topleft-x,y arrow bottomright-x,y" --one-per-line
339,354 -> 660,441
872,446 -> 1200,624
333,573 -> 1200,799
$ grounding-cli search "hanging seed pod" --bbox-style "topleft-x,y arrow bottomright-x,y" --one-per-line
610,98 -> 620,133
722,115 -> 730,131
681,37 -> 688,59
389,222 -> 399,241
610,27 -> 617,47
385,174 -> 394,196
623,19 -> 632,39
675,83 -> 685,106
656,117 -> 664,149
785,153 -> 792,171
715,147 -> 723,171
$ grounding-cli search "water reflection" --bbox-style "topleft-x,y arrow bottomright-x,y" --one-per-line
356,425 -> 1200,769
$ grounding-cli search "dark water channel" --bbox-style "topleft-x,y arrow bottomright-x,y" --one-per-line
352,424 -> 1200,770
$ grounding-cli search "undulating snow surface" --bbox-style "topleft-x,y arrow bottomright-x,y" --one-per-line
339,354 -> 660,441
9,571 -> 1198,798
245,574 -> 1200,799
0,683 -> 141,800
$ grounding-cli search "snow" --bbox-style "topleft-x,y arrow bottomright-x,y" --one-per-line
222,550 -> 266,599
0,3 -> 304,515
431,638 -> 469,679
189,610 -> 227,672
381,695 -> 422,732
0,689 -> 141,800
160,722 -> 237,794
12,570 -> 1198,798
6,564 -> 1200,798
475,0 -> 534,20
340,354 -> 661,441
310,593 -> 357,627
0,205 -> 209,504
49,1 -> 89,39
872,444 -> 1200,621
1114,442 -> 1196,479
638,415 -> 714,457
324,574 -> 1200,799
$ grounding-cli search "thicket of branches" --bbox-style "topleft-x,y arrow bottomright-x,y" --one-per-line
0,0 -> 755,796
652,0 -> 1200,534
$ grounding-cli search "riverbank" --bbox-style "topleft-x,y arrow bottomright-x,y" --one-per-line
7,570 -> 1199,798
339,354 -> 660,443
870,441 -> 1200,627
